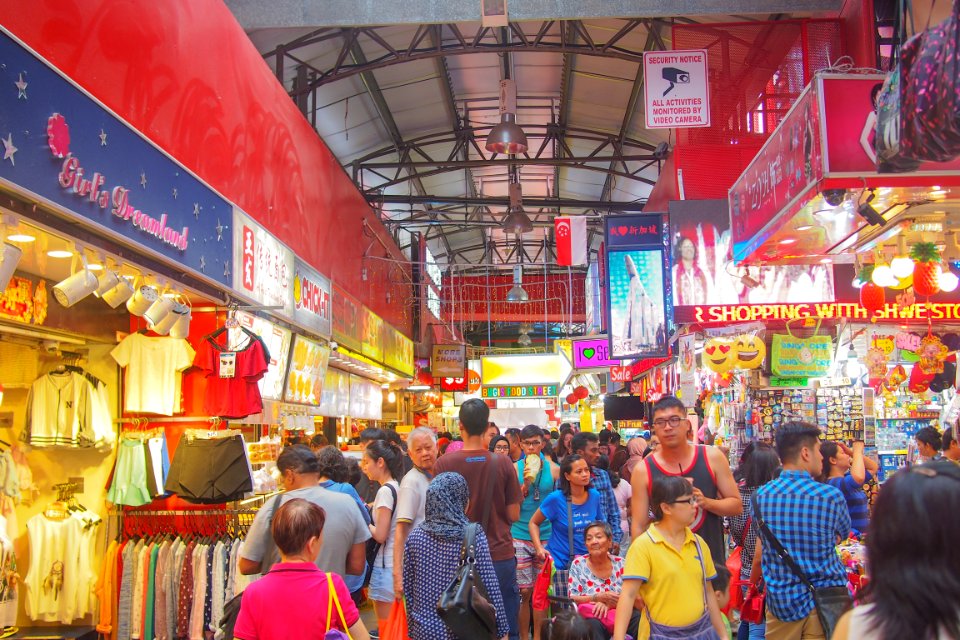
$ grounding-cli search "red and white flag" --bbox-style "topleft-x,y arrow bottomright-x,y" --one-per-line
555,216 -> 587,266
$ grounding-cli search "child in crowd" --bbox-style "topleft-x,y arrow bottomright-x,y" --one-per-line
541,611 -> 595,640
712,566 -> 733,639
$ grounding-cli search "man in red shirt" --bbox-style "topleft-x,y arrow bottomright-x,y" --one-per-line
434,399 -> 522,640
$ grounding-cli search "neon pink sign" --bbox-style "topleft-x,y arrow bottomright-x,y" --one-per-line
573,337 -> 620,369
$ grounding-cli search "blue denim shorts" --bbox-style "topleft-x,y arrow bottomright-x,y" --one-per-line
368,564 -> 394,603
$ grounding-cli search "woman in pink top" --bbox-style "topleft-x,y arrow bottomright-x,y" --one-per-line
234,499 -> 371,640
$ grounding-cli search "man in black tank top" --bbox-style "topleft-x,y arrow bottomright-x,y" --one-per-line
629,395 -> 742,564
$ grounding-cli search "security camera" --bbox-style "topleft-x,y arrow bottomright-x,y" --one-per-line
822,189 -> 847,207
330,341 -> 339,351
41,340 -> 61,354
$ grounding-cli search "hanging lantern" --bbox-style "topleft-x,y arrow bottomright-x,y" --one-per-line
857,265 -> 886,317
565,393 -> 578,405
574,385 -> 589,399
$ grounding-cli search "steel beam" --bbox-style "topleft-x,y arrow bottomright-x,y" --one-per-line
227,0 -> 843,29
375,195 -> 646,210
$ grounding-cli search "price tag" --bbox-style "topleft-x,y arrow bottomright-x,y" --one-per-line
219,352 -> 237,378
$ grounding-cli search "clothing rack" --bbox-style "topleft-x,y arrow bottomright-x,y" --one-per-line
115,416 -> 234,426
112,507 -> 262,539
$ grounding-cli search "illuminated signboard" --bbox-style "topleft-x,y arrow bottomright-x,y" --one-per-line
440,377 -> 469,392
481,385 -> 559,399
481,354 -> 573,386
677,302 -> 960,324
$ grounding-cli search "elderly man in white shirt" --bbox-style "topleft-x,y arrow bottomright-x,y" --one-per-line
391,427 -> 438,597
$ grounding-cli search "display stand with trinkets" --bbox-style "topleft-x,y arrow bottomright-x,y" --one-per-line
816,386 -> 865,441
748,388 -> 817,439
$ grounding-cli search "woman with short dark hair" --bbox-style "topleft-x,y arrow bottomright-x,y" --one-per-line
234,498 -> 370,640
832,461 -> 960,640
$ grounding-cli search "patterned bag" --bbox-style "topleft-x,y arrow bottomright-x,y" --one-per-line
887,0 -> 960,168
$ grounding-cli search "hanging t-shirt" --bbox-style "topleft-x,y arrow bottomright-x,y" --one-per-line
0,515 -> 17,627
194,336 -> 269,419
24,513 -> 94,622
111,333 -> 195,416
539,488 -> 603,570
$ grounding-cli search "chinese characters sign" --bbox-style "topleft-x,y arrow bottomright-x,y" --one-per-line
233,207 -> 294,318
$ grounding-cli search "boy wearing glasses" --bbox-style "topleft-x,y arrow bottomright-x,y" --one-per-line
630,395 -> 742,564
511,424 -> 559,640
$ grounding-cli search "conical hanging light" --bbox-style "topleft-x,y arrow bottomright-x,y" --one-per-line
486,79 -> 528,154
506,263 -> 528,302
502,182 -> 533,234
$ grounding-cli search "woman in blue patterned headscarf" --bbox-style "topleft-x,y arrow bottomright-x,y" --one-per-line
402,472 -> 509,639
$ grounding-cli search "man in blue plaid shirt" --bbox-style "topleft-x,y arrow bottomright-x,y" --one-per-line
755,422 -> 851,640
571,432 -> 622,546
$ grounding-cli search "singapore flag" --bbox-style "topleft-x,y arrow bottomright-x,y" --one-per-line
555,216 -> 587,266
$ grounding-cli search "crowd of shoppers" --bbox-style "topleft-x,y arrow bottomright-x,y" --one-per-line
234,396 -> 960,640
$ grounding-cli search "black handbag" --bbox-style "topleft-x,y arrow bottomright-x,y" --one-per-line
436,523 -> 498,639
751,495 -> 852,638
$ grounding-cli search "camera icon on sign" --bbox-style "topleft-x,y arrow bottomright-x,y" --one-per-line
662,67 -> 690,96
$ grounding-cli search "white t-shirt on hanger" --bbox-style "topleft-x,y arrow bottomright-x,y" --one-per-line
111,333 -> 195,416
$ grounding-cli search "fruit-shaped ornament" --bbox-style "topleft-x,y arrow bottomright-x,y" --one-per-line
857,265 -> 886,318
703,337 -> 737,374
733,334 -> 766,370
911,241 -> 943,297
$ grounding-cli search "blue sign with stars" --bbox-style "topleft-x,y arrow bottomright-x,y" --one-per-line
0,29 -> 231,284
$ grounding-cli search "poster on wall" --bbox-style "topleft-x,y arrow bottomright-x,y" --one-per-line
319,367 -> 350,417
235,311 -> 291,401
332,286 -> 362,353
233,207 -> 294,317
604,214 -> 673,360
678,334 -> 697,402
669,199 -> 834,316
361,308 -> 384,363
284,334 -> 331,405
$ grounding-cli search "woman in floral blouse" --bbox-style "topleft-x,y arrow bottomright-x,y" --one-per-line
567,521 -> 640,639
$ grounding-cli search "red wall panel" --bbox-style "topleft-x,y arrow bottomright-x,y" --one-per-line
2,1 -> 412,335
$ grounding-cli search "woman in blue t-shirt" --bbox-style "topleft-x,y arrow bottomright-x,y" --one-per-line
821,440 -> 878,535
529,454 -> 603,600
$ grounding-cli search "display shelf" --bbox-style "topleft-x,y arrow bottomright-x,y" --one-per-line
816,387 -> 864,442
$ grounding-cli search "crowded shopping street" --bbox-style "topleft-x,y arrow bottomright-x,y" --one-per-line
0,1 -> 959,639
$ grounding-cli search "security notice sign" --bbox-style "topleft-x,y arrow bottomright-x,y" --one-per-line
643,50 -> 710,129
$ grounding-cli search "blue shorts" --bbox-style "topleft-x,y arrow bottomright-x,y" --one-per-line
368,564 -> 394,603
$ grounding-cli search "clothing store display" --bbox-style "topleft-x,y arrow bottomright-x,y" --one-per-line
194,333 -> 270,419
164,432 -> 253,504
111,332 -> 195,416
99,534 -> 252,640
21,369 -> 114,448
24,510 -> 99,622
0,517 -> 17,629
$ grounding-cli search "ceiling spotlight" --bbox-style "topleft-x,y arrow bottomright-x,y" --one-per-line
857,190 -> 887,226
503,208 -> 533,234
53,259 -> 99,307
940,270 -> 959,293
486,79 -> 528,154
506,264 -> 529,303
0,242 -> 22,291
653,142 -> 670,160
47,249 -> 73,259
6,232 -> 35,243
890,235 -> 914,279
741,273 -> 760,289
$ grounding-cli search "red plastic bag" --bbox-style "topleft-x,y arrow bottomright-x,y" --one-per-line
381,599 -> 409,640
531,555 -> 553,611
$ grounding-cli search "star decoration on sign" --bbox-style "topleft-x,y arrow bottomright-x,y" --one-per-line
224,261 -> 231,278
172,188 -> 178,199
199,255 -> 206,272
14,73 -> 26,99
140,172 -> 147,188
193,203 -> 200,219
216,219 -> 224,242
99,129 -> 107,146
2,133 -> 17,166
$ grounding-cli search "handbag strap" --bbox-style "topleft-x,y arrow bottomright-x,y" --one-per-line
692,534 -> 709,611
738,515 -> 752,547
751,494 -> 816,593
566,498 -> 575,564
381,482 -> 398,568
461,522 -> 480,563
784,316 -> 822,338
326,572 -> 353,639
